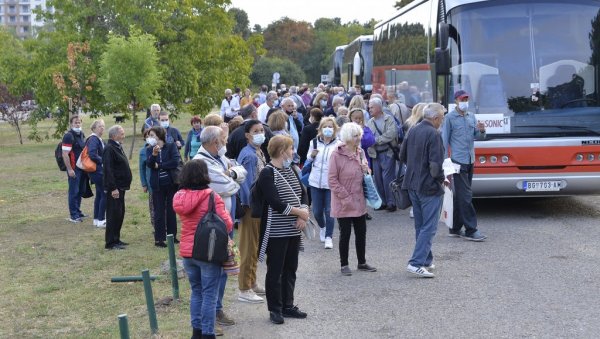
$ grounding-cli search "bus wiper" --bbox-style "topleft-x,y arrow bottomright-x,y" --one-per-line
524,125 -> 600,136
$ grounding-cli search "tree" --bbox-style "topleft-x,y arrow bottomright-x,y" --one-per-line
395,0 -> 413,9
99,32 -> 162,159
250,57 -> 305,87
228,7 -> 251,40
263,18 -> 315,65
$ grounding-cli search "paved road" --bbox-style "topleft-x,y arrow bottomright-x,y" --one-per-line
222,196 -> 600,338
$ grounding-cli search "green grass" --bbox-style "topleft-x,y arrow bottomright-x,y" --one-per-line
0,112 -> 237,338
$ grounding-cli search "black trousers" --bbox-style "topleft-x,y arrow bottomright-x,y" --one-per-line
152,184 -> 178,242
452,163 -> 479,235
105,189 -> 126,247
338,215 -> 367,267
265,236 -> 300,313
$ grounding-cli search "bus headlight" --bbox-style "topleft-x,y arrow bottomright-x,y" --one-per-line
501,156 -> 509,164
576,154 -> 584,161
490,156 -> 498,164
588,154 -> 595,161
479,156 -> 487,164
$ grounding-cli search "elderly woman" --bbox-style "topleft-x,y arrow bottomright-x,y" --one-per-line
184,116 -> 203,161
146,126 -> 181,248
348,94 -> 370,122
139,129 -> 155,231
236,120 -> 268,303
87,119 -> 106,228
267,110 -> 290,137
173,159 -> 233,339
328,122 -> 377,276
256,135 -> 310,324
312,92 -> 329,114
306,117 -> 341,249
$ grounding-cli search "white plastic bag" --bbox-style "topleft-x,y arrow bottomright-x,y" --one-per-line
440,186 -> 453,228
442,158 -> 461,177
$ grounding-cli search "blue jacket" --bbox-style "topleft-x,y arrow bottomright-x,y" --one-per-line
165,126 -> 185,150
146,142 -> 181,191
441,108 -> 486,164
184,127 -> 202,160
139,145 -> 153,193
237,143 -> 260,207
86,134 -> 105,174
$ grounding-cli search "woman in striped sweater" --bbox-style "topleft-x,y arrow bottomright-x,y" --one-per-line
256,135 -> 310,325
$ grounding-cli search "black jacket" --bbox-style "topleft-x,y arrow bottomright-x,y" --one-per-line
226,120 -> 274,162
297,121 -> 319,165
103,140 -> 132,192
146,142 -> 181,191
399,120 -> 444,196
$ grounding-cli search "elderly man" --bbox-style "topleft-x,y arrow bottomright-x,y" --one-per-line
258,91 -> 277,124
226,104 -> 274,161
289,86 -> 307,116
193,126 -> 246,330
220,88 -> 241,122
280,97 -> 304,157
102,125 -> 132,250
144,104 -> 161,132
442,90 -> 487,241
400,103 -> 446,278
366,97 -> 398,212
325,95 -> 345,117
157,111 -> 184,150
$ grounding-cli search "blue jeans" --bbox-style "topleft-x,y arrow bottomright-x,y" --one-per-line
310,187 -> 334,238
67,168 -> 84,219
408,190 -> 443,267
216,270 -> 227,312
89,171 -> 106,221
183,258 -> 223,334
373,153 -> 396,207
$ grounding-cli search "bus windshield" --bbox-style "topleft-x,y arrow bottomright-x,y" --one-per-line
447,1 -> 600,137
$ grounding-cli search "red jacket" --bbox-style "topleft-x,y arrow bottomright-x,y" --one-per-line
173,188 -> 233,258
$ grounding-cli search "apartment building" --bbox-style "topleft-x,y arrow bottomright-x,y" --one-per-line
0,0 -> 51,38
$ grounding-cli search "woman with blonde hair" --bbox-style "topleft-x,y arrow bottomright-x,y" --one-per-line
404,102 -> 427,132
312,92 -> 329,112
87,119 -> 106,227
348,95 -> 369,122
267,110 -> 290,137
305,117 -> 341,249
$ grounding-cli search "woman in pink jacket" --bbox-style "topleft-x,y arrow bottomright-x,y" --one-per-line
173,159 -> 233,339
328,122 -> 377,276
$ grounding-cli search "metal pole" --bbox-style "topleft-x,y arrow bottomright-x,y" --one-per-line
111,275 -> 157,283
166,234 -> 180,300
141,269 -> 158,334
118,314 -> 130,339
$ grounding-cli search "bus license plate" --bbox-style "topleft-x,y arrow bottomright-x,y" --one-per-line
523,181 -> 562,192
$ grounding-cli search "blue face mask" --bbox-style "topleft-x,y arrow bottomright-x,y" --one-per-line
283,158 -> 292,168
273,100 -> 280,107
320,100 -> 327,108
160,121 -> 170,129
322,127 -> 334,138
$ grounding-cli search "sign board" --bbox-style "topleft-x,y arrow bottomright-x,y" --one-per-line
475,113 -> 511,134
321,74 -> 329,82
272,72 -> 280,84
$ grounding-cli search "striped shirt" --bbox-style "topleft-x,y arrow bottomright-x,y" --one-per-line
268,165 -> 303,238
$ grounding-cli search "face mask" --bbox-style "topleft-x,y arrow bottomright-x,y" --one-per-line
322,127 -> 334,138
320,100 -> 327,107
458,102 -> 469,112
283,158 -> 292,168
338,91 -> 344,96
309,117 -> 314,124
252,133 -> 265,145
218,145 -> 227,157
160,121 -> 170,128
72,127 -> 81,133
146,137 -> 157,147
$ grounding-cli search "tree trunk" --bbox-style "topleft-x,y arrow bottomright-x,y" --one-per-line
128,102 -> 137,159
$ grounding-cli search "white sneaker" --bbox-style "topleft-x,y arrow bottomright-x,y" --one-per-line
319,227 -> 326,242
425,263 -> 435,271
238,290 -> 264,303
93,219 -> 99,226
409,207 -> 414,218
252,283 -> 265,295
324,237 -> 333,249
96,220 -> 106,229
406,264 -> 435,278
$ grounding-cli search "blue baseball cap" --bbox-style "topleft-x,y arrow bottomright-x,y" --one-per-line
454,90 -> 469,100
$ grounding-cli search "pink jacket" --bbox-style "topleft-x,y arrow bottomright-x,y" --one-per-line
173,188 -> 233,258
328,144 -> 368,218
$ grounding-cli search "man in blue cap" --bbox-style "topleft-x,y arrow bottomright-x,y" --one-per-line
441,90 -> 487,241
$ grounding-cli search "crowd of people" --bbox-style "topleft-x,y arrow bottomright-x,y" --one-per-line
60,83 -> 488,338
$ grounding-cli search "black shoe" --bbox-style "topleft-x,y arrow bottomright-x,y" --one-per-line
117,241 -> 129,246
155,241 -> 167,248
79,213 -> 89,218
386,205 -> 397,212
365,213 -> 372,220
357,263 -> 377,272
174,238 -> 180,244
375,204 -> 388,211
282,305 -> 307,319
269,311 -> 284,324
105,244 -> 125,250
192,328 -> 202,339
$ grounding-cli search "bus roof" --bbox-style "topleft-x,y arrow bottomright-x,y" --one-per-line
335,45 -> 347,51
348,35 -> 373,45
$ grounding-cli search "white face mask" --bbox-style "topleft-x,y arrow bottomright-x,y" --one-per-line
218,145 -> 227,157
252,133 -> 266,145
283,158 -> 292,168
322,127 -> 334,138
72,127 -> 82,133
458,102 -> 469,112
146,137 -> 157,147
160,121 -> 170,128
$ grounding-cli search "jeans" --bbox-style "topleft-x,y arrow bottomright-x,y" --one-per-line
152,184 -> 178,242
373,153 -> 396,207
338,215 -> 367,267
452,163 -> 478,235
216,271 -> 227,312
408,190 -> 443,267
67,168 -> 85,219
183,258 -> 222,335
89,171 -> 106,221
265,236 -> 300,313
310,187 -> 334,238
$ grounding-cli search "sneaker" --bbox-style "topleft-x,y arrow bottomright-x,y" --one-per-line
117,241 -> 129,246
215,323 -> 224,336
79,213 -> 89,218
319,227 -> 326,242
406,264 -> 435,278
252,283 -> 266,295
96,220 -> 106,229
282,305 -> 307,319
269,311 -> 284,324
461,231 -> 487,242
68,217 -> 82,223
340,266 -> 352,276
238,289 -> 264,303
425,263 -> 435,271
216,310 -> 235,326
448,230 -> 465,237
409,207 -> 414,218
93,219 -> 99,226
386,205 -> 397,212
357,263 -> 377,272
324,237 -> 333,249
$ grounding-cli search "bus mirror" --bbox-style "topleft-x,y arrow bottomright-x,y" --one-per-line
435,48 -> 450,75
438,23 -> 449,50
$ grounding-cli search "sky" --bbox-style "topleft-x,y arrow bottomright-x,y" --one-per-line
228,0 -> 398,28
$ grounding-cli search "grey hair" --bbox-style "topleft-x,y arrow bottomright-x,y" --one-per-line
289,86 -> 298,94
333,96 -> 345,106
150,103 -> 161,111
108,125 -> 123,139
338,122 -> 363,143
348,87 -> 356,95
239,104 -> 256,119
281,97 -> 295,106
90,119 -> 105,131
423,103 -> 446,119
266,91 -> 278,102
224,88 -> 232,95
370,97 -> 383,108
200,125 -> 222,144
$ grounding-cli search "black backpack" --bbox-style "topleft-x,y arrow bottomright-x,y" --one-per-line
55,142 -> 67,171
192,192 -> 229,263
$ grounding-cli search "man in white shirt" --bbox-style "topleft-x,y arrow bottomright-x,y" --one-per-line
220,88 -> 241,122
257,91 -> 277,123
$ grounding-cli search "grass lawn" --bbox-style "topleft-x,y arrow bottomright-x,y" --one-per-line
0,113 -> 236,338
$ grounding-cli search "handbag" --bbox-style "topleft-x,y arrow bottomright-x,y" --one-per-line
390,174 -> 411,210
300,160 -> 312,186
363,173 -> 382,209
76,145 -> 96,173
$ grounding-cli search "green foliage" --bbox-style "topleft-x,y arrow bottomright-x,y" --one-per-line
250,57 -> 305,86
229,7 -> 251,40
395,0 -> 413,9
